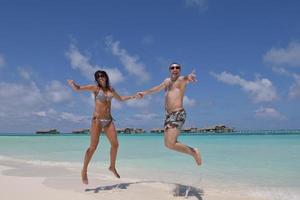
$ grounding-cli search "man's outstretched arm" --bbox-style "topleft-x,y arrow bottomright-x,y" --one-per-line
137,79 -> 168,98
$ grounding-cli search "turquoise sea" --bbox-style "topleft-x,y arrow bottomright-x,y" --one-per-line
0,133 -> 300,199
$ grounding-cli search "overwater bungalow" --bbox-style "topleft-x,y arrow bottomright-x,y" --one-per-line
36,129 -> 60,134
150,128 -> 164,133
197,125 -> 234,133
72,129 -> 90,134
116,128 -> 145,134
182,127 -> 198,133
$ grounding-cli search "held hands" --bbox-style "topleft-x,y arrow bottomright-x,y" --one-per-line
136,91 -> 146,99
130,94 -> 139,100
127,93 -> 142,100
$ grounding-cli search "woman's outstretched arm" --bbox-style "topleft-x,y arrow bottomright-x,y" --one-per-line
111,88 -> 136,101
67,80 -> 97,92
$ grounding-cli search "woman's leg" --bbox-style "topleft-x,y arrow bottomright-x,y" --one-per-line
104,122 -> 120,178
81,119 -> 101,184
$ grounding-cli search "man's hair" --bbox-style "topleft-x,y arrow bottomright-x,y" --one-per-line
169,62 -> 181,68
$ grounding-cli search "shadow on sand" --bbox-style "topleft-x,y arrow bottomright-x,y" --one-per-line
173,183 -> 203,200
85,181 -> 203,200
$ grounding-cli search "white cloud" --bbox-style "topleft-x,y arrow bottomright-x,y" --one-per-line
0,53 -> 5,68
0,79 -> 91,132
264,41 -> 300,99
133,113 -> 159,121
0,80 -> 72,116
33,109 -> 89,124
105,36 -> 150,82
263,41 -> 300,67
289,74 -> 300,99
45,80 -> 72,103
141,35 -> 154,45
18,67 -> 32,80
126,97 -> 151,108
185,0 -> 208,10
0,112 -> 6,118
0,82 -> 46,131
183,96 -> 196,107
101,67 -> 124,85
255,107 -> 286,120
33,111 -> 47,117
66,44 -> 94,78
32,109 -> 56,118
271,67 -> 292,76
211,71 -> 278,102
111,99 -> 122,109
270,66 -> 300,99
66,43 -> 124,85
0,82 -> 44,110
0,80 -> 74,122
59,112 -> 89,123
86,93 -> 95,107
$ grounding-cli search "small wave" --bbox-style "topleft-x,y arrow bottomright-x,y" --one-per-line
0,155 -> 83,168
251,186 -> 300,200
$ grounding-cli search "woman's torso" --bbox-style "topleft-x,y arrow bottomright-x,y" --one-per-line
93,88 -> 113,118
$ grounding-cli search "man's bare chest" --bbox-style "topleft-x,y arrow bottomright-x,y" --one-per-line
166,81 -> 184,92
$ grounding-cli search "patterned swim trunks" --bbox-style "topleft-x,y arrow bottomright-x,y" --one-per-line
164,109 -> 186,130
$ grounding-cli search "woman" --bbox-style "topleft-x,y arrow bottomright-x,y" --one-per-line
67,70 -> 135,184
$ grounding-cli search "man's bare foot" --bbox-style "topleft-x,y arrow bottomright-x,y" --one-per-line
109,166 -> 120,178
81,170 -> 88,184
192,148 -> 202,166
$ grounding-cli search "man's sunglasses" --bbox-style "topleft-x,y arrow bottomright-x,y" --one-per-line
169,66 -> 181,70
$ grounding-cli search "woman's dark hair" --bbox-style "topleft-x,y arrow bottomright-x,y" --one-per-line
94,70 -> 111,90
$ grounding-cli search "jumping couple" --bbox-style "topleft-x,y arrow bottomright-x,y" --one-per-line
67,62 -> 202,185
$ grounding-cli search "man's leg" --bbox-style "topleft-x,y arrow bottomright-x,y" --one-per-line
164,126 -> 202,165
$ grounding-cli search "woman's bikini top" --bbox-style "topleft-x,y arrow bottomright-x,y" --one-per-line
95,89 -> 113,102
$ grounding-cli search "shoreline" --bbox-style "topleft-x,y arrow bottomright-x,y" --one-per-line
0,157 -> 291,200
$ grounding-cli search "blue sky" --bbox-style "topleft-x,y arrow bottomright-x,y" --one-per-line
0,0 -> 300,133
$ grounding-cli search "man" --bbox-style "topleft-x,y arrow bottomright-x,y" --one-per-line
137,63 -> 202,166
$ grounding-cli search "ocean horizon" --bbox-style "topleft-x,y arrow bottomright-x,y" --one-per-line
1,129 -> 300,136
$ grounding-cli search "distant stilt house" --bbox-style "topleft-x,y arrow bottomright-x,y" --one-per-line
116,128 -> 124,134
182,127 -> 198,133
151,125 -> 234,134
72,129 -> 90,134
36,129 -> 60,134
150,128 -> 164,133
123,128 -> 133,134
215,125 -> 234,133
197,125 -> 234,133
116,128 -> 145,134
134,128 -> 145,134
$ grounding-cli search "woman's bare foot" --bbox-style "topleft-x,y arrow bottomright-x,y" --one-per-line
81,170 -> 88,184
109,166 -> 120,178
192,148 -> 202,166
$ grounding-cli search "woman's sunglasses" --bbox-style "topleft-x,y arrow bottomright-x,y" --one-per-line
98,74 -> 106,79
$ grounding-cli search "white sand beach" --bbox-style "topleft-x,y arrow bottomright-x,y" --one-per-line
0,160 -> 269,200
